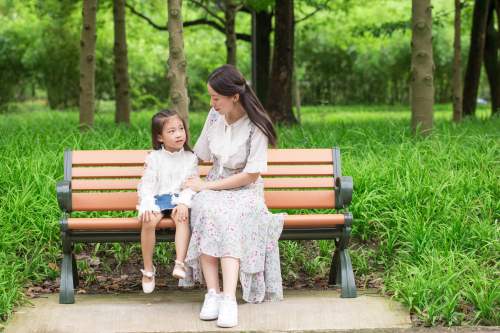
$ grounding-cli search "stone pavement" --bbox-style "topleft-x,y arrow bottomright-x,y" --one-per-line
4,289 -> 412,333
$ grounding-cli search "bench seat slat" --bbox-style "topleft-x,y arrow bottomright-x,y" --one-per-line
72,190 -> 335,211
72,177 -> 335,190
72,164 -> 334,178
71,149 -> 333,166
67,214 -> 345,231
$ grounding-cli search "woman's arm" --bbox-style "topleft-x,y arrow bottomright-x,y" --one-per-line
183,172 -> 260,192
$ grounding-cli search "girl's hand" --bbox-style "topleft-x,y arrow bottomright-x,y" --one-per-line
182,176 -> 207,192
172,204 -> 189,224
139,211 -> 162,224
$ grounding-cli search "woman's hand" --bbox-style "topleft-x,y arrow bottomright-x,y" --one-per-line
182,176 -> 207,192
172,204 -> 189,224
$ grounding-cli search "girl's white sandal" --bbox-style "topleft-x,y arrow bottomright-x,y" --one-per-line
140,266 -> 156,293
172,260 -> 186,279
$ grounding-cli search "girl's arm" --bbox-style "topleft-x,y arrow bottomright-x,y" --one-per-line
172,154 -> 198,206
137,153 -> 161,216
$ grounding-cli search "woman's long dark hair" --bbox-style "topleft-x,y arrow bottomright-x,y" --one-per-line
151,109 -> 192,152
207,64 -> 277,147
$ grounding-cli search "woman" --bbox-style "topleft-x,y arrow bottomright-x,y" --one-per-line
181,64 -> 284,328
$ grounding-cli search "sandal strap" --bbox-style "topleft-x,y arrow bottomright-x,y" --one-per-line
140,266 -> 156,278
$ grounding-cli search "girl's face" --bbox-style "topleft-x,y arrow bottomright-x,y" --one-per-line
207,83 -> 238,116
158,116 -> 186,152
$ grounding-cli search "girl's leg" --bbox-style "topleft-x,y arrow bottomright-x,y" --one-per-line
220,257 -> 239,298
200,254 -> 220,292
174,217 -> 190,262
141,214 -> 162,279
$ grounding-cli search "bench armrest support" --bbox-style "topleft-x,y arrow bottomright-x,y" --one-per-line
335,176 -> 353,208
57,180 -> 72,212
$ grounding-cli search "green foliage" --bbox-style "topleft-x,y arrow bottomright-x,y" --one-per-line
2,0 -> 481,110
0,104 -> 498,326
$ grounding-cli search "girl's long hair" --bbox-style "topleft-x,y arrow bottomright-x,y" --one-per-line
151,109 -> 192,151
207,64 -> 277,147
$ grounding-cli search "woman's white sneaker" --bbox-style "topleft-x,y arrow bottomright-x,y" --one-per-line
199,289 -> 221,320
217,296 -> 238,328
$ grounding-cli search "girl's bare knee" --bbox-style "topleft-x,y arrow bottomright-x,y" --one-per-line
142,221 -> 156,232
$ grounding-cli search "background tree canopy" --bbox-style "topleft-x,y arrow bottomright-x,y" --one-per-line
0,0 -> 492,112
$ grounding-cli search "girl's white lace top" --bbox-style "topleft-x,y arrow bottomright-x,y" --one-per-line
137,147 -> 198,215
193,108 -> 268,175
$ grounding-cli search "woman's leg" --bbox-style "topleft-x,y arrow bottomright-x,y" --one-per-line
221,257 -> 239,298
200,254 -> 220,292
217,257 -> 240,328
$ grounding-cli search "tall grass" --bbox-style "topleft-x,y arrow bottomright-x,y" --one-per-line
0,104 -> 498,325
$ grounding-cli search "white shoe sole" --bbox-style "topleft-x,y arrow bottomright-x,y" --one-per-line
199,313 -> 218,321
216,320 -> 237,328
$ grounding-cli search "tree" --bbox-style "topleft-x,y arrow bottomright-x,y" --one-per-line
266,0 -> 297,124
167,0 -> 189,123
483,1 -> 499,116
251,6 -> 272,105
463,0 -> 490,117
452,0 -> 463,123
113,0 -> 132,124
410,0 -> 434,135
79,0 -> 98,129
223,0 -> 243,66
496,0 -> 500,116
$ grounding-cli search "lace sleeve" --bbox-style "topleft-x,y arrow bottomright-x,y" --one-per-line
137,152 -> 161,215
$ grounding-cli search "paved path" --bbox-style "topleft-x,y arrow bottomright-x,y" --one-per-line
5,289 -> 411,333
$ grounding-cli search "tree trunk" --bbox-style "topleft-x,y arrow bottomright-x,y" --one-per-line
167,0 -> 189,125
224,0 -> 237,66
410,0 -> 434,135
266,0 -> 296,124
252,9 -> 272,106
79,0 -> 98,129
495,0 -> 500,116
452,0 -> 463,122
463,0 -> 491,117
113,0 -> 132,124
484,2 -> 499,116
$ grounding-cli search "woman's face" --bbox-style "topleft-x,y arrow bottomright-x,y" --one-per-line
207,83 -> 237,116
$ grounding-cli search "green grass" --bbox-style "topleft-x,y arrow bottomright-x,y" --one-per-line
0,103 -> 498,325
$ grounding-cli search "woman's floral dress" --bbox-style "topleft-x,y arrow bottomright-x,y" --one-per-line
180,108 -> 284,303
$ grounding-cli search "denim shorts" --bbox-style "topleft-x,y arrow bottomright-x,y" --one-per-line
155,194 -> 175,216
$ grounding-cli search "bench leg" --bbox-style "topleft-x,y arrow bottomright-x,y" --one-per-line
329,213 -> 357,298
60,252 -> 75,304
59,223 -> 76,304
72,253 -> 79,288
329,246 -> 357,298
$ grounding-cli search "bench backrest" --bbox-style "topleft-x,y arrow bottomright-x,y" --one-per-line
62,148 -> 344,212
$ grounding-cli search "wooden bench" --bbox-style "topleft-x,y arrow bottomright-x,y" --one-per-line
56,148 -> 355,304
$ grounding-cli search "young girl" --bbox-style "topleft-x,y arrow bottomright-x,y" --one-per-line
137,109 -> 198,294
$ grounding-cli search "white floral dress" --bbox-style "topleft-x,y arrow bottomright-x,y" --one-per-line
180,108 -> 284,303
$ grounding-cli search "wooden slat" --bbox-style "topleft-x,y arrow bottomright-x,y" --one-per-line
67,214 -> 344,231
72,164 -> 334,179
71,149 -> 333,166
72,177 -> 335,191
72,190 -> 335,211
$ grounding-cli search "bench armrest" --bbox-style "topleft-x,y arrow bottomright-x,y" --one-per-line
335,176 -> 353,208
56,180 -> 72,212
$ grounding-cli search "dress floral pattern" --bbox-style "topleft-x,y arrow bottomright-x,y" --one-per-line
180,109 -> 284,303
